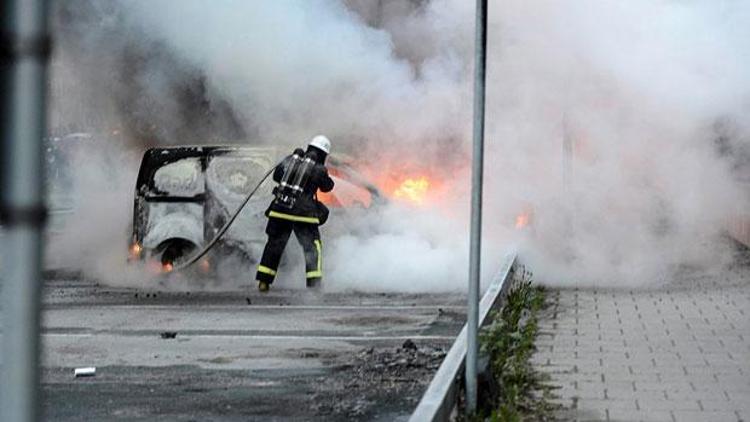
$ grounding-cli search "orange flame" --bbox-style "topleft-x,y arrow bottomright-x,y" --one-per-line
128,243 -> 142,261
199,259 -> 211,273
515,211 -> 531,229
163,262 -> 174,273
317,190 -> 338,207
393,177 -> 430,204
341,161 -> 446,207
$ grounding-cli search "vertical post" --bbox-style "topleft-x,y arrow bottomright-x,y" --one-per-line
1,0 -> 50,421
466,0 -> 488,414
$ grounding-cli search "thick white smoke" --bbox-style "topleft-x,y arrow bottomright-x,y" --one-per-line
479,0 -> 750,285
48,0 -> 750,290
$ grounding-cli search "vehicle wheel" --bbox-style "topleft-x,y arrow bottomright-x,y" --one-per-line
157,238 -> 198,272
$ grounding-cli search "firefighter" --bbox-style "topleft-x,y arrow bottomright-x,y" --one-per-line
255,135 -> 334,292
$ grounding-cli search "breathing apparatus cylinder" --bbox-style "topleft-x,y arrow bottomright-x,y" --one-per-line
274,151 -> 315,209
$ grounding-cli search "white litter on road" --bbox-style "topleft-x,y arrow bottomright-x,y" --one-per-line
73,367 -> 96,377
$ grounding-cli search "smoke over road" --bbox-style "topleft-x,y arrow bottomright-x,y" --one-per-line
48,0 -> 750,290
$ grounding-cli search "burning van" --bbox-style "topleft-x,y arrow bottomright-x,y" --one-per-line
128,146 -> 381,275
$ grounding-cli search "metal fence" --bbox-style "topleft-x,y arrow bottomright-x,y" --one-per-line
409,253 -> 518,422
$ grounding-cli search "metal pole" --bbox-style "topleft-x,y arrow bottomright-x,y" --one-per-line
466,0 -> 488,414
1,0 -> 50,421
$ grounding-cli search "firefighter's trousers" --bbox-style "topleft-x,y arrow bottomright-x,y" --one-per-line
255,217 -> 323,285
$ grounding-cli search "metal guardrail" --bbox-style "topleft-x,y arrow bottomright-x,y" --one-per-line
409,253 -> 518,422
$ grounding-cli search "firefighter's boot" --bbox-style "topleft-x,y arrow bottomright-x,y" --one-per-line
306,278 -> 320,289
257,280 -> 270,293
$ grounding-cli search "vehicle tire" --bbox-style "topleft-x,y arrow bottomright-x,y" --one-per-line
157,238 -> 197,271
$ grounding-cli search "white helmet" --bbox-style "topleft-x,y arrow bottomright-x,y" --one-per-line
308,135 -> 331,155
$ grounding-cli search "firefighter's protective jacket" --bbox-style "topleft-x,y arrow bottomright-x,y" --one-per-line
266,150 -> 334,225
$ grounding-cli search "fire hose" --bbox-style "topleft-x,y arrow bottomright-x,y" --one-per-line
171,158 -> 284,272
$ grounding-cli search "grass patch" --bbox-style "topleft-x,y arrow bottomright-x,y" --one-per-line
476,267 -> 555,421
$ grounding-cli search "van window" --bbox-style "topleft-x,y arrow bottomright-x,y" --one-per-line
206,155 -> 273,200
152,158 -> 204,197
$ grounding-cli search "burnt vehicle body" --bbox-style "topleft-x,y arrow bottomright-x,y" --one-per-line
129,146 -> 380,274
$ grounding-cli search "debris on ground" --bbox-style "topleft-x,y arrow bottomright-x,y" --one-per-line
401,339 -> 418,351
310,343 -> 447,419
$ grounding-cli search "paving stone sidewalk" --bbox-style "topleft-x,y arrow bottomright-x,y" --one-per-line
533,268 -> 750,422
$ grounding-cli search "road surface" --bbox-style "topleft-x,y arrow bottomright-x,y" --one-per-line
34,278 -> 465,421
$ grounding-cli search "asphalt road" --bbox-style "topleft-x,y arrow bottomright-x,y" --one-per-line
35,278 -> 466,421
